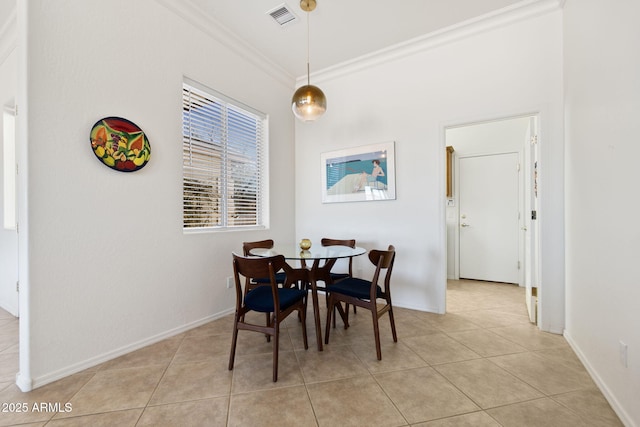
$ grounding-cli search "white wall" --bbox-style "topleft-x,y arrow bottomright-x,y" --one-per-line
445,116 -> 531,280
564,0 -> 640,425
294,5 -> 564,326
0,36 -> 18,315
19,0 -> 296,389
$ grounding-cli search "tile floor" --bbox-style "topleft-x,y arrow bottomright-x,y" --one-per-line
0,280 -> 623,426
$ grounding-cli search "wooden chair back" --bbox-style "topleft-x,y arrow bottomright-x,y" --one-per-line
321,238 -> 356,276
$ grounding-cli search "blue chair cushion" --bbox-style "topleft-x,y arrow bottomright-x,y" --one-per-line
329,272 -> 350,282
244,286 -> 307,313
329,277 -> 382,300
252,272 -> 287,284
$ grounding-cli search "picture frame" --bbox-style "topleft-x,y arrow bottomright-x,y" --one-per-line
321,141 -> 396,203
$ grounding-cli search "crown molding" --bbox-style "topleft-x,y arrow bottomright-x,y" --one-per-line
0,7 -> 17,66
155,0 -> 294,89
302,0 -> 563,85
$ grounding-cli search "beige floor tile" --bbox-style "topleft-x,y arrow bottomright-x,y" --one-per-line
185,316 -> 234,337
490,352 -> 595,395
0,373 -> 94,426
138,397 -> 229,427
228,385 -> 316,427
534,346 -> 591,372
0,342 -> 18,355
172,334 -> 232,364
232,324 -> 295,356
231,350 -> 304,393
149,356 -> 232,405
343,322 -> 399,348
307,375 -> 407,427
486,397 -> 584,426
457,309 -> 531,328
383,316 -> 439,339
490,325 -> 569,351
413,411 -> 501,426
99,336 -> 183,371
375,366 -> 479,423
0,281 -> 623,426
552,389 -> 624,426
434,359 -> 543,409
295,344 -> 368,384
2,423 -> 45,427
0,329 -> 18,354
287,323 -> 319,350
350,340 -> 427,373
403,332 -> 481,365
446,329 -> 528,357
415,312 -> 481,333
0,380 -> 13,392
0,352 -> 19,383
55,366 -> 165,418
45,408 -> 142,426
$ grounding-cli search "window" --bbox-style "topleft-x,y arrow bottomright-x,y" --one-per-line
3,108 -> 16,230
182,80 -> 266,230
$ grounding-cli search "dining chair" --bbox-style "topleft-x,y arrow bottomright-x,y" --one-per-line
229,253 -> 308,382
321,238 -> 358,323
242,239 -> 288,290
324,245 -> 397,360
320,238 -> 356,284
242,239 -> 285,334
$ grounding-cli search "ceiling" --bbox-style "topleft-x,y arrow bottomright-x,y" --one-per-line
188,0 -> 530,79
0,0 -> 536,79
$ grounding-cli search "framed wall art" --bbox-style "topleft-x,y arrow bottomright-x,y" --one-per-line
321,141 -> 396,203
90,116 -> 151,172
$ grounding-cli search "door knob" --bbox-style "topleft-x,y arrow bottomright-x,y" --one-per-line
461,223 -> 470,227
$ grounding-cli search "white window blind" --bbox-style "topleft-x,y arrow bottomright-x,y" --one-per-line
182,81 -> 266,230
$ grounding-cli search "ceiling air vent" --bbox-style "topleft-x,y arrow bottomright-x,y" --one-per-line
267,4 -> 298,27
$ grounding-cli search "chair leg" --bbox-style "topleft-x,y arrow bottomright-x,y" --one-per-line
332,305 -> 337,328
273,322 -> 279,382
371,309 -> 382,360
300,305 -> 309,350
343,302 -> 350,329
229,316 -> 240,370
388,306 -> 398,342
266,313 -> 272,342
324,298 -> 333,345
345,303 -> 357,314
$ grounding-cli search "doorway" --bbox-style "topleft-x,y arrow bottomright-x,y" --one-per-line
1,105 -> 19,316
445,115 -> 539,322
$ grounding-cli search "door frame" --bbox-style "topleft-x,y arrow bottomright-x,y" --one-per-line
444,113 -> 540,304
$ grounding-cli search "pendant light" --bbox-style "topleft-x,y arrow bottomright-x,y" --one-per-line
291,0 -> 327,121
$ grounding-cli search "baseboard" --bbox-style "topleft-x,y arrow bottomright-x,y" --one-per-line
563,330 -> 635,427
394,300 -> 443,315
15,372 -> 32,392
24,308 -> 235,391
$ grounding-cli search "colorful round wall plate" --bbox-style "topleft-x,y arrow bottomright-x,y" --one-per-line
90,117 -> 151,172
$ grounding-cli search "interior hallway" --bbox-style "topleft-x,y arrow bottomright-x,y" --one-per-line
0,280 -> 622,426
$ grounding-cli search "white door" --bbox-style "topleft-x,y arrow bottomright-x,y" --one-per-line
459,153 -> 519,284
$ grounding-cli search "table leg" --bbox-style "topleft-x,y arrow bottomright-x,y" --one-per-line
309,262 -> 324,351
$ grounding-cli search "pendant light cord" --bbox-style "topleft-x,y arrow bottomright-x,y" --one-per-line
306,9 -> 310,86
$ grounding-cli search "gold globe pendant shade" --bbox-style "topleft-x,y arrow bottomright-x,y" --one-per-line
292,84 -> 326,121
292,0 -> 326,121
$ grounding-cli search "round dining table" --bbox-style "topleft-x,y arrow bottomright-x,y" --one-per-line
250,244 -> 367,351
